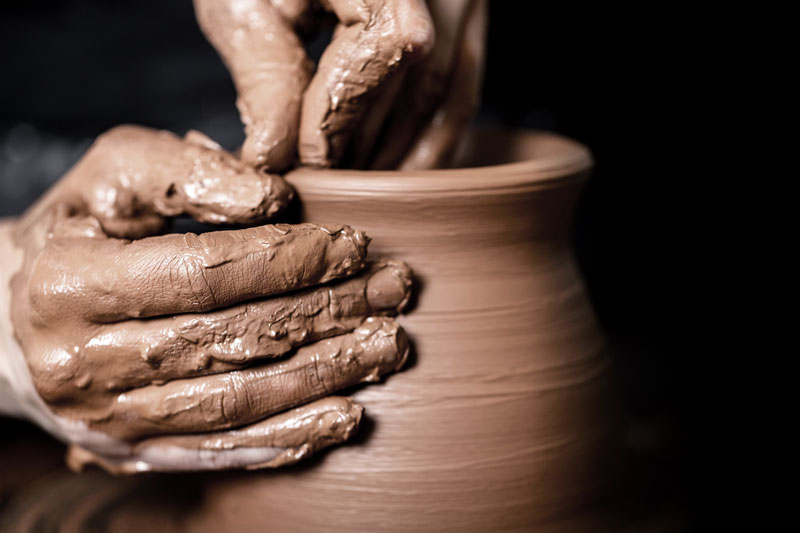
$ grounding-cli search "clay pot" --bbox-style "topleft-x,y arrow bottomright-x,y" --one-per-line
190,129 -> 623,531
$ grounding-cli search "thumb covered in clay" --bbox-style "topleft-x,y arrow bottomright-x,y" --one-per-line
20,125 -> 294,241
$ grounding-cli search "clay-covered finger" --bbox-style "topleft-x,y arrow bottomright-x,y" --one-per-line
93,317 -> 408,440
29,223 -> 369,322
59,125 -> 293,239
194,0 -> 313,171
67,397 -> 363,473
298,0 -> 434,167
130,259 -> 411,370
399,0 -> 487,170
370,0 -> 477,170
53,261 -> 413,400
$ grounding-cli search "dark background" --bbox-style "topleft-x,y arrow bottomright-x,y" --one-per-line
0,0 -> 690,525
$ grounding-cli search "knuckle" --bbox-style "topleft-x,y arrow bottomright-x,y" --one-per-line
26,247 -> 73,322
28,346 -> 82,404
163,252 -> 215,309
216,375 -> 251,425
307,355 -> 336,396
391,16 -> 434,60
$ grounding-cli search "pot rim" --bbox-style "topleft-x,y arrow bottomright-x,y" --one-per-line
285,128 -> 593,196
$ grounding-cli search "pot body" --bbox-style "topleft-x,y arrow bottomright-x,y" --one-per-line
190,130 -> 622,531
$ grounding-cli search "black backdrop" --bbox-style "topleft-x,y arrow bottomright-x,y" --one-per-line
0,0 -> 690,523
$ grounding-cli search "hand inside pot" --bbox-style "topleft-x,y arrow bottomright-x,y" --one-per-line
0,125 -> 413,473
193,0 -> 487,171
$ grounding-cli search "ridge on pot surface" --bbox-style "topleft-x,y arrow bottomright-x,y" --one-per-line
189,128 -> 623,532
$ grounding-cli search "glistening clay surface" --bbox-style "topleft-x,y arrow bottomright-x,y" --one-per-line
20,125 -> 293,240
185,129 -> 624,532
194,0 -> 435,170
8,170 -> 416,470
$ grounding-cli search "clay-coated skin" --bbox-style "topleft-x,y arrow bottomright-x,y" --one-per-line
298,0 -> 434,167
194,0 -> 484,171
182,130 -> 624,531
67,396 -> 366,474
193,0 -> 314,172
369,0 -> 487,170
0,126 -> 414,473
21,125 -> 294,240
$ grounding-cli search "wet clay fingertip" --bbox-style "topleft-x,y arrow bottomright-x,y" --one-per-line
366,260 -> 413,312
242,120 -> 297,173
322,225 -> 370,276
341,401 -> 364,440
351,228 -> 371,260
355,316 -> 409,375
392,324 -> 411,372
263,173 -> 295,218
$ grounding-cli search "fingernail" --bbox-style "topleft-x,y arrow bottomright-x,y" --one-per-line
366,261 -> 413,312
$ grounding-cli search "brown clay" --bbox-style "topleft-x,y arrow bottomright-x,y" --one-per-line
19,125 -> 293,240
299,0 -> 434,167
194,0 -> 437,170
1,129 -> 622,530
193,0 -> 313,171
1,122 -> 420,471
179,128 -> 623,531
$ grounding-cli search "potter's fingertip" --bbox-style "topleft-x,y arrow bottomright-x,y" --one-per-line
354,316 -> 407,371
393,325 -> 411,372
242,122 -> 296,173
366,262 -> 413,312
350,401 -> 365,425
353,229 -> 371,253
264,174 -> 295,218
341,402 -> 364,441
337,225 -> 370,261
341,397 -> 365,429
319,398 -> 364,442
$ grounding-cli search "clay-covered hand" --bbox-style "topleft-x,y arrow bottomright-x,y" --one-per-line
0,126 -> 413,473
193,0 -> 486,171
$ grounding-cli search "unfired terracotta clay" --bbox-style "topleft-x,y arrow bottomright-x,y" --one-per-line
181,128 -> 623,531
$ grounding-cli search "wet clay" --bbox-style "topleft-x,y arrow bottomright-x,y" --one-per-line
66,311 -> 409,474
21,125 -> 293,240
184,129 -> 623,531
299,0 -> 434,167
369,0 -> 486,171
78,315 -> 408,441
67,396 -> 365,473
194,0 -> 313,171
194,0 -> 435,170
8,178 -> 416,466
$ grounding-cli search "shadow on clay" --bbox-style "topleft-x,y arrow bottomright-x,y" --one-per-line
401,271 -> 424,315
